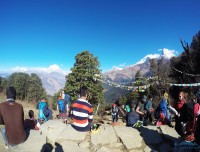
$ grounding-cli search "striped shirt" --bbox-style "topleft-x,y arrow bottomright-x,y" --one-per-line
71,98 -> 93,132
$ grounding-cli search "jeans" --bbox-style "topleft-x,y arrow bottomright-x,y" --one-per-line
1,127 -> 26,146
1,127 -> 8,145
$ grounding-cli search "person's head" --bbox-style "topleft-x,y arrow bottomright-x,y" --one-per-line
149,95 -> 153,100
190,95 -> 197,103
164,92 -> 169,100
57,95 -> 62,100
6,86 -> 16,100
179,92 -> 184,100
80,86 -> 89,98
142,95 -> 147,103
112,103 -> 116,107
41,97 -> 47,102
28,110 -> 34,119
131,101 -> 137,109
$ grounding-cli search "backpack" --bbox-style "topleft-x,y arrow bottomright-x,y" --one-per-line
157,99 -> 168,119
65,93 -> 70,104
125,105 -> 131,113
38,102 -> 47,120
58,99 -> 65,112
159,99 -> 167,112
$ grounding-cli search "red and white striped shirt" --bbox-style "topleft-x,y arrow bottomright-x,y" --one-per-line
71,98 -> 93,132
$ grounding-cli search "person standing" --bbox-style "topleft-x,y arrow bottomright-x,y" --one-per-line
111,103 -> 119,123
145,95 -> 154,125
0,87 -> 26,148
71,86 -> 93,132
57,95 -> 69,124
177,92 -> 186,114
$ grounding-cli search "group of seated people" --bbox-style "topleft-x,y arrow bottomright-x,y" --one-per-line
115,89 -> 200,144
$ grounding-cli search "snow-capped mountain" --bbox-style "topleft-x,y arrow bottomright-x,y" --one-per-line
135,48 -> 176,65
103,48 -> 176,82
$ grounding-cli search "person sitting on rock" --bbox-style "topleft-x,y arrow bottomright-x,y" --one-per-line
0,87 -> 26,148
136,95 -> 147,123
71,86 -> 93,132
37,97 -> 53,123
24,110 -> 39,136
127,101 -> 139,127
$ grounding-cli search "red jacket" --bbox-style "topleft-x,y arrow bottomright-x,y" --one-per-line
177,99 -> 186,112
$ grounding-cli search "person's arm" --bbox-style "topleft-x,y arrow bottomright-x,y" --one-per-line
168,105 -> 178,116
136,103 -> 144,115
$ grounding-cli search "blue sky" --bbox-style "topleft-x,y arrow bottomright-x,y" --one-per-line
0,0 -> 200,73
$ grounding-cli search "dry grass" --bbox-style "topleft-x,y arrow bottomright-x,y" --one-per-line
0,93 -> 59,119
0,93 -> 106,124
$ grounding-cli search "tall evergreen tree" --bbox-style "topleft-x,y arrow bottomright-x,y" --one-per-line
7,72 -> 46,101
64,51 -> 104,105
8,72 -> 31,100
27,73 -> 46,102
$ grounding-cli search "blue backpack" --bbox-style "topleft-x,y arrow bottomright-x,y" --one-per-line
58,99 -> 65,112
159,99 -> 167,112
38,102 -> 47,120
65,93 -> 70,104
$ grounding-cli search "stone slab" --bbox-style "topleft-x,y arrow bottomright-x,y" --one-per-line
91,124 -> 118,146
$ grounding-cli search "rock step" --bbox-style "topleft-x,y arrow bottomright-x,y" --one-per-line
0,120 -> 190,152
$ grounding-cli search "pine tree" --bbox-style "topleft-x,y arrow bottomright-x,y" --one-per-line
8,72 -> 31,100
27,73 -> 46,102
64,51 -> 104,105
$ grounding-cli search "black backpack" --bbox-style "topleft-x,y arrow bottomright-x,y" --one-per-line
175,102 -> 198,136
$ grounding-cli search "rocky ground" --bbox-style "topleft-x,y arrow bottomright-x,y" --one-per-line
0,96 -> 200,152
1,114 -> 200,152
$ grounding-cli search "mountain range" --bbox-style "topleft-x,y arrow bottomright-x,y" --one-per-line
0,49 -> 176,96
103,48 -> 175,83
0,66 -> 66,96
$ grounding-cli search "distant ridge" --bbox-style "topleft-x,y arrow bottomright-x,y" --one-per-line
0,70 -> 66,96
103,48 -> 176,82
